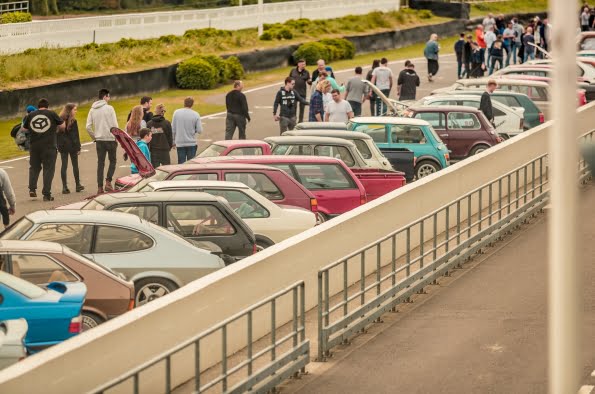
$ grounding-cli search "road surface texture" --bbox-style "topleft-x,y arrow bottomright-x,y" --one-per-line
286,183 -> 595,394
1,54 -> 458,219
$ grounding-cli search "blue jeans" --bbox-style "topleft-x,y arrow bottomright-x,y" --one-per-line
524,52 -> 535,63
348,100 -> 362,117
177,145 -> 197,164
375,89 -> 391,116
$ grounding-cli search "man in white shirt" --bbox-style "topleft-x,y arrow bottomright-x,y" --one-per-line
483,13 -> 496,32
325,89 -> 354,123
370,57 -> 393,116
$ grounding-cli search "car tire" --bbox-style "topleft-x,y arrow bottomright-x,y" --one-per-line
469,145 -> 490,156
134,277 -> 178,306
415,160 -> 440,179
82,312 -> 104,331
316,212 -> 328,225
256,238 -> 274,251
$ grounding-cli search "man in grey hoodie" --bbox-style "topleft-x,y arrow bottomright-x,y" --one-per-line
86,89 -> 119,194
172,96 -> 202,164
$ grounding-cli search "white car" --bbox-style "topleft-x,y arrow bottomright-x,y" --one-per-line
525,58 -> 595,83
140,180 -> 317,248
0,319 -> 27,369
413,95 -> 525,137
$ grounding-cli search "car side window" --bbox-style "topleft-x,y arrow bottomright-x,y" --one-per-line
353,124 -> 387,143
314,145 -> 355,167
10,254 -> 77,284
204,189 -> 270,219
287,145 -> 312,155
28,224 -> 93,254
224,172 -> 284,201
447,112 -> 481,130
166,205 -> 236,237
111,205 -> 159,225
172,173 -> 218,181
229,147 -> 263,156
390,125 -> 426,144
267,164 -> 295,179
462,101 -> 480,109
413,112 -> 446,129
533,87 -> 549,101
94,226 -> 153,253
293,164 -> 356,190
352,140 -> 372,159
493,107 -> 505,117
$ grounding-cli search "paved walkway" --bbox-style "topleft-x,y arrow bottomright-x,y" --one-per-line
287,184 -> 595,394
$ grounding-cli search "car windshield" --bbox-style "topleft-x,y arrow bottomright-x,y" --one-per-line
82,199 -> 105,210
0,270 -> 46,299
197,144 -> 226,158
128,169 -> 169,192
0,218 -> 33,240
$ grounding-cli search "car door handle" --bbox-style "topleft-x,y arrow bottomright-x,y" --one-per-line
440,133 -> 449,137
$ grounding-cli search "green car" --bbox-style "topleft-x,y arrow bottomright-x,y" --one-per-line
347,117 -> 450,179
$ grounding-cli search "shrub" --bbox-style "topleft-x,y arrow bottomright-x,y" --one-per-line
293,42 -> 330,65
276,27 -> 293,40
184,28 -> 231,40
320,38 -> 355,61
225,56 -> 245,80
259,30 -> 275,41
116,38 -> 142,48
0,11 -> 32,24
418,10 -> 433,19
197,54 -> 228,83
158,35 -> 180,44
83,42 -> 99,50
176,58 -> 218,89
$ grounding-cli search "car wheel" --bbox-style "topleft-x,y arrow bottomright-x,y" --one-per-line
316,212 -> 328,225
470,145 -> 490,156
256,239 -> 274,251
415,160 -> 440,179
82,312 -> 104,331
135,278 -> 178,306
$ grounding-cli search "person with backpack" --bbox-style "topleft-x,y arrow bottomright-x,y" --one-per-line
58,103 -> 84,194
22,98 -> 65,201
0,169 -> 16,230
10,105 -> 36,152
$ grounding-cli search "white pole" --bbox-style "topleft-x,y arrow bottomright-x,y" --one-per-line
548,0 -> 581,392
257,0 -> 263,37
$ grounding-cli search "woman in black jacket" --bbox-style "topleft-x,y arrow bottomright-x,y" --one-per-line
58,103 -> 84,194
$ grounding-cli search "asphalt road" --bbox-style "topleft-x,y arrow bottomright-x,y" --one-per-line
290,184 -> 595,394
1,54 -> 459,220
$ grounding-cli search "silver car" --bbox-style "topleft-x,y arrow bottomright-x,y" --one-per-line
0,319 -> 27,369
0,210 -> 225,305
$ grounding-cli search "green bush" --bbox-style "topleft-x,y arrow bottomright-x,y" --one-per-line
418,10 -> 433,19
158,35 -> 180,44
0,11 -> 32,24
319,38 -> 355,61
197,54 -> 228,83
225,56 -> 245,81
183,27 -> 231,40
293,42 -> 330,65
259,30 -> 275,41
176,57 -> 218,89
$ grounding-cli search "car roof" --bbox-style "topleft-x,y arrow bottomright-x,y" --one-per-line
456,78 -> 549,87
282,130 -> 373,140
193,155 -> 345,164
93,191 -> 220,205
444,89 -> 528,97
0,240 -> 64,253
157,162 -> 284,173
296,121 -> 348,128
147,180 -> 250,190
210,140 -> 269,147
350,116 -> 430,126
409,105 -> 481,113
25,209 -> 146,224
265,136 -> 357,147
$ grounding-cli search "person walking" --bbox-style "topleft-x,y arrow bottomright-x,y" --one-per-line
22,98 -> 64,201
131,128 -> 152,175
127,96 -> 153,123
475,25 -> 487,65
86,89 -> 119,194
454,33 -> 465,79
581,6 -> 591,32
0,169 -> 15,230
273,77 -> 309,133
309,80 -> 330,122
512,18 -> 524,64
289,60 -> 311,123
325,89 -> 354,123
365,59 -> 380,116
147,104 -> 173,168
344,67 -> 368,117
225,80 -> 250,140
523,27 -> 536,62
462,35 -> 473,78
484,26 -> 497,67
58,103 -> 84,194
502,21 -> 516,67
482,13 -> 496,33
397,60 -> 420,101
470,42 -> 485,78
489,40 -> 504,75
424,34 -> 440,82
371,57 -> 394,115
480,80 -> 497,125
125,105 -> 146,141
172,97 -> 202,164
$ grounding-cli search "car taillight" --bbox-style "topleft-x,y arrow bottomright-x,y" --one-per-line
360,195 -> 367,205
253,243 -> 257,254
444,153 -> 450,162
128,299 -> 135,311
578,90 -> 587,106
539,112 -> 545,123
68,315 -> 82,334
413,156 -> 417,166
310,198 -> 318,213
496,136 -> 504,143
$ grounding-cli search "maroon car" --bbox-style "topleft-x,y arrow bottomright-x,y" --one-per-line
408,106 -> 502,160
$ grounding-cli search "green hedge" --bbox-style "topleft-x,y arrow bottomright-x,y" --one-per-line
292,38 -> 355,65
176,55 -> 245,90
0,11 -> 33,24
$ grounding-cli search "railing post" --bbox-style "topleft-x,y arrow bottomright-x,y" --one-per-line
317,272 -> 324,360
194,341 -> 201,392
222,326 -> 228,391
292,287 -> 298,348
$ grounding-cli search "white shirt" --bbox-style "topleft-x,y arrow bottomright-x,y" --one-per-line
326,100 -> 353,123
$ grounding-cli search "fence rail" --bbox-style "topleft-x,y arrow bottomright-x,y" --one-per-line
92,281 -> 308,394
317,129 -> 594,361
0,1 -> 28,14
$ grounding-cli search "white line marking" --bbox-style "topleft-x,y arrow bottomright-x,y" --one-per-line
578,385 -> 594,394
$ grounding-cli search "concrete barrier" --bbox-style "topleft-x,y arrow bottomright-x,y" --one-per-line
0,102 -> 592,394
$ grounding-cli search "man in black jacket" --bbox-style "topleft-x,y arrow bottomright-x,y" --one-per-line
225,80 -> 251,140
147,104 -> 173,167
289,59 -> 311,123
454,33 -> 465,79
397,60 -> 420,101
462,35 -> 474,79
273,77 -> 309,134
480,80 -> 497,125
127,96 -> 153,123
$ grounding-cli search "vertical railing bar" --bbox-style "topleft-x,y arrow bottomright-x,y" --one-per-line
133,374 -> 139,394
376,244 -> 381,295
391,234 -> 396,287
531,160 -> 536,199
317,273 -> 324,360
478,188 -> 483,232
300,283 -> 306,343
508,174 -> 512,215
433,213 -> 438,261
271,298 -> 276,362
467,195 -> 472,239
247,312 -> 253,376
456,200 -> 461,246
222,326 -> 228,392
540,157 -> 544,194
406,227 -> 411,276
419,220 -> 425,269
445,206 -> 450,253
343,261 -> 348,316
195,340 -> 201,392
292,287 -> 298,348
516,169 -> 520,209
498,178 -> 503,221
165,355 -> 171,394
323,272 -> 329,327
523,165 -> 528,204
360,252 -> 365,305
488,183 -> 493,226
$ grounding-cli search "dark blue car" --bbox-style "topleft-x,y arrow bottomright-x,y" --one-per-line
0,270 -> 86,353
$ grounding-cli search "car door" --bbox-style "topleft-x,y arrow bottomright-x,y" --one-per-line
446,111 -> 484,159
223,171 -> 286,204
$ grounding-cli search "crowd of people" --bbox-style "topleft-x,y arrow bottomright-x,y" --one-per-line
580,2 -> 595,32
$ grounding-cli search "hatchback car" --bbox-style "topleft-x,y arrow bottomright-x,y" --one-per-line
0,240 -> 135,331
136,181 -> 316,248
197,140 -> 271,158
0,210 -> 226,306
0,271 -> 86,353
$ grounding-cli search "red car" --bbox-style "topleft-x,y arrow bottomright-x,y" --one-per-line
197,140 -> 272,157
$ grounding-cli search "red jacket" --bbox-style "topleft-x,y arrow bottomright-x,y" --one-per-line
475,28 -> 486,48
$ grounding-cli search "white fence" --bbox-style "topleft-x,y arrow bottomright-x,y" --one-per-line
0,0 -> 399,54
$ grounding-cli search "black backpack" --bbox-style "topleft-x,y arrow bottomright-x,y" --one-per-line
10,123 -> 30,151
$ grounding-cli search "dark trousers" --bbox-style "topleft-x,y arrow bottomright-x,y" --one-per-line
177,145 -> 197,164
96,141 -> 117,187
456,56 -> 463,78
279,116 -> 296,134
348,101 -> 362,117
29,144 -> 57,196
225,113 -> 247,140
464,61 -> 471,78
297,99 -> 307,123
427,59 -> 439,76
60,150 -> 80,188
369,93 -> 376,116
151,149 -> 171,168
375,89 -> 391,116
0,195 -> 9,226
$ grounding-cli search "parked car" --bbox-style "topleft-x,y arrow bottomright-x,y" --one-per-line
0,210 -> 226,306
577,31 -> 595,50
347,117 -> 450,179
0,240 -> 135,331
294,122 -> 348,131
80,191 -> 262,257
407,106 -> 502,161
191,155 -> 407,209
412,94 -> 524,137
524,58 -> 595,83
437,90 -> 545,129
131,181 -> 316,248
197,140 -> 271,158
0,270 -> 85,353
495,72 -> 593,103
0,319 -> 27,369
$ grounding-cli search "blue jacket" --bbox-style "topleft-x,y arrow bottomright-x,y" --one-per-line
424,40 -> 439,60
131,140 -> 151,174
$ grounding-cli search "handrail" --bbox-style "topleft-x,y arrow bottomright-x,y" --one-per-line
0,1 -> 28,14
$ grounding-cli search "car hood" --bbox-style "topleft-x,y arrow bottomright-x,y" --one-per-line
111,127 -> 155,178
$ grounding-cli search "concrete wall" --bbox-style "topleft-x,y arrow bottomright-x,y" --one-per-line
410,0 -> 470,20
0,103 -> 592,394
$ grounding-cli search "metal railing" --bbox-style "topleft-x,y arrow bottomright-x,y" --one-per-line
0,1 -> 28,14
93,281 -> 308,394
317,129 -> 594,361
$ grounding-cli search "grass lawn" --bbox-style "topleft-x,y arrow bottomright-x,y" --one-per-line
470,0 -> 548,18
0,34 -> 460,161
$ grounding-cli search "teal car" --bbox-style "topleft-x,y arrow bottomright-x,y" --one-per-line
347,117 -> 450,179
